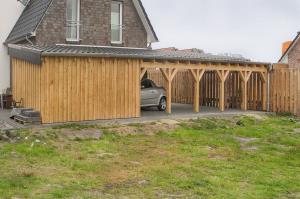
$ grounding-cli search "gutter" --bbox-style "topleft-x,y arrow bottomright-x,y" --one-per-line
3,32 -> 34,46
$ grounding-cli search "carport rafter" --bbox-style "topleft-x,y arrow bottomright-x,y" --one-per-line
140,60 -> 268,113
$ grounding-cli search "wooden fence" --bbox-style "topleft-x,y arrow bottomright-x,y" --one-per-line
270,64 -> 300,115
148,69 -> 264,110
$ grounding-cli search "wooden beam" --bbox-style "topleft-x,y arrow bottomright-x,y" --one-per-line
239,71 -> 252,111
189,69 -> 205,112
216,70 -> 230,112
194,81 -> 200,112
159,68 -> 178,114
170,68 -> 178,81
160,68 -> 170,81
142,62 -> 268,73
140,68 -> 147,80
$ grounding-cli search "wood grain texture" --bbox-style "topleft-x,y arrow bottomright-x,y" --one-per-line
270,64 -> 300,115
12,57 -> 141,123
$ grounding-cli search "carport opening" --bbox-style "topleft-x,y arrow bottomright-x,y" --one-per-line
143,69 -> 265,115
141,69 -> 197,114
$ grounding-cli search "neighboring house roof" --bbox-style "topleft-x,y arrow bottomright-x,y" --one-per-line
5,0 -> 53,44
279,32 -> 300,63
5,0 -> 158,44
8,44 -> 270,66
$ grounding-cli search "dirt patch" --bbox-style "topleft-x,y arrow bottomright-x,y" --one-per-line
234,136 -> 259,143
234,136 -> 259,151
243,114 -> 267,120
61,129 -> 103,140
208,153 -> 226,160
241,146 -> 258,151
294,129 -> 300,133
109,122 -> 179,136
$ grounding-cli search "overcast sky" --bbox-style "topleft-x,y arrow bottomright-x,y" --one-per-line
142,0 -> 300,63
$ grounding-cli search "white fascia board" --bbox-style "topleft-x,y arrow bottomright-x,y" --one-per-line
132,0 -> 158,43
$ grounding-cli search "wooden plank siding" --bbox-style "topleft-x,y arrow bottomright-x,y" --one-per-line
270,64 -> 300,116
12,57 -> 141,123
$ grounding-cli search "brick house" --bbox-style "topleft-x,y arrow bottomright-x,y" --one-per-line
279,32 -> 300,68
5,0 -> 158,48
5,0 -> 269,123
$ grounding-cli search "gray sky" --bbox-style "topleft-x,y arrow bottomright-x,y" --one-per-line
142,0 -> 300,63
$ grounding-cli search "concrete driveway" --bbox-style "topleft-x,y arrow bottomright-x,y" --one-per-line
141,103 -> 267,121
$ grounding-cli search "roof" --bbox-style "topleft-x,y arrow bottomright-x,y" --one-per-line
5,0 -> 158,44
279,32 -> 300,63
8,44 -> 270,66
134,0 -> 159,43
5,0 -> 53,44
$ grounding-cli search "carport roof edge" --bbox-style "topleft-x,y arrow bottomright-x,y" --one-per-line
8,44 -> 271,66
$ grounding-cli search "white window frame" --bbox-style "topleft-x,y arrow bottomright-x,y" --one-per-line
111,1 -> 123,44
66,0 -> 80,42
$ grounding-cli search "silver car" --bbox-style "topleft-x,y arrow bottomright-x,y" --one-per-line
141,79 -> 167,111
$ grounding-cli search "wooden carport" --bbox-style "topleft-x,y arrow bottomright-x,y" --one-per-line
8,44 -> 270,123
140,60 -> 269,114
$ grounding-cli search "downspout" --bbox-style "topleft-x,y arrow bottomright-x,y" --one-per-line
267,63 -> 273,112
25,35 -> 34,46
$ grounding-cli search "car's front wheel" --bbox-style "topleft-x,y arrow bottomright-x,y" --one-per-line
158,97 -> 167,111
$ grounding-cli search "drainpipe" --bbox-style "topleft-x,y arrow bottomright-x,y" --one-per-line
25,36 -> 34,46
267,64 -> 273,112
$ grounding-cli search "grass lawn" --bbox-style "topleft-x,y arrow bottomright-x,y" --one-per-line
0,115 -> 300,199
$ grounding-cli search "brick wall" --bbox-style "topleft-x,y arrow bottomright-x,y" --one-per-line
35,0 -> 147,48
288,39 -> 300,68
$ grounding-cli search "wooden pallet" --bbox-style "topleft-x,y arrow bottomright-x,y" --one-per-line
14,116 -> 41,125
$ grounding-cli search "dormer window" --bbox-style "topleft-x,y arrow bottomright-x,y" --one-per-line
66,0 -> 80,41
111,1 -> 123,44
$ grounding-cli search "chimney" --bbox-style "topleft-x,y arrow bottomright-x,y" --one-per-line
282,41 -> 292,55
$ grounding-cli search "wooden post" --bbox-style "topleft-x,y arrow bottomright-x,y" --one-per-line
239,71 -> 252,111
216,70 -> 230,112
259,71 -> 267,111
189,69 -> 205,112
160,68 -> 178,114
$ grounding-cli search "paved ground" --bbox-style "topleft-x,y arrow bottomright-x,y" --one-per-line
0,104 -> 272,130
0,109 -> 24,130
140,104 -> 269,122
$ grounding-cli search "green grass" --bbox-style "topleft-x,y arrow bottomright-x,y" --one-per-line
0,115 -> 300,199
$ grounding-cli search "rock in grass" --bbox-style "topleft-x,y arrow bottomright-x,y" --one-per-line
0,133 -> 10,141
236,120 -> 245,126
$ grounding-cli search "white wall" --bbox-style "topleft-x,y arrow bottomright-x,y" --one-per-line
0,1 -> 24,94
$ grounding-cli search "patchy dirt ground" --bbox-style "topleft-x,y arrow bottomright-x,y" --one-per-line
106,120 -> 180,136
0,115 -> 300,199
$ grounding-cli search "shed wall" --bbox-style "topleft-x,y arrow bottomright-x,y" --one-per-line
12,57 -> 141,123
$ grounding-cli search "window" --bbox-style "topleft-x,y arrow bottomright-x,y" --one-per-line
111,1 -> 123,44
66,0 -> 80,41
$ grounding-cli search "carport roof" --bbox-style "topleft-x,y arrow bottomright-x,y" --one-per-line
8,44 -> 270,66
